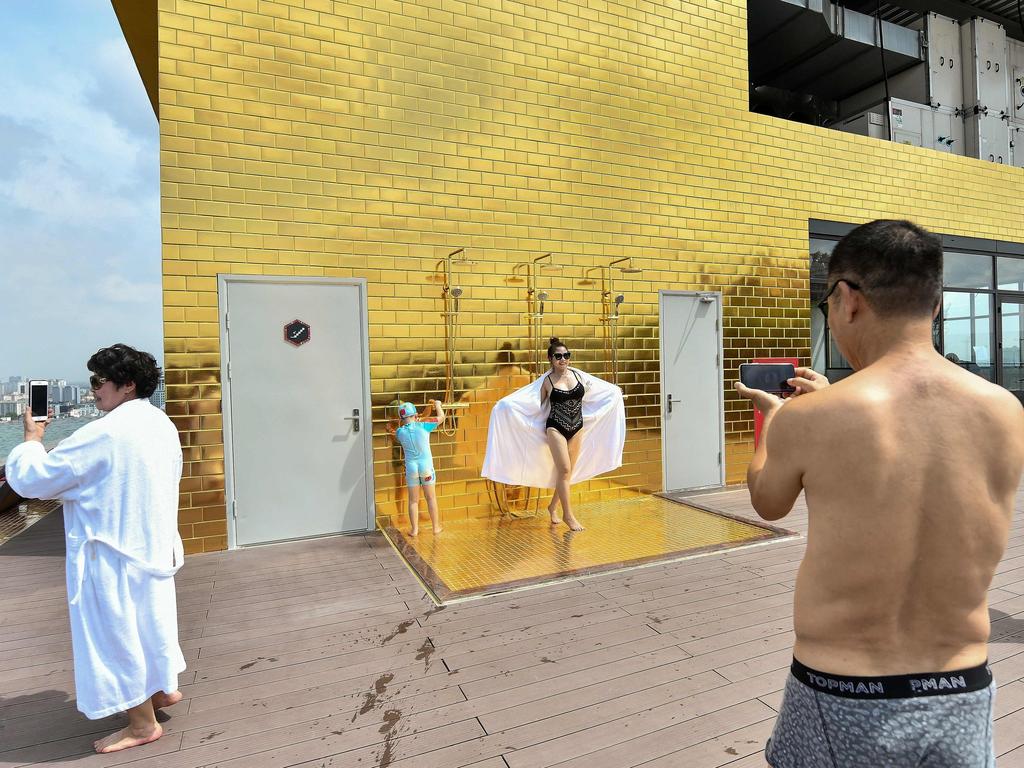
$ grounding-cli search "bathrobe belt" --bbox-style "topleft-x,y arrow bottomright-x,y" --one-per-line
68,536 -> 184,606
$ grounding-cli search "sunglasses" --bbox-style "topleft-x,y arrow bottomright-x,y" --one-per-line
817,278 -> 862,319
551,352 -> 571,360
89,375 -> 109,390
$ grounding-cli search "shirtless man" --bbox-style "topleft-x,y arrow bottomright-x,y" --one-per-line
735,220 -> 1024,767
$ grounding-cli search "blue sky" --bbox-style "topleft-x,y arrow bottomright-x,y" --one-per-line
0,1 -> 161,382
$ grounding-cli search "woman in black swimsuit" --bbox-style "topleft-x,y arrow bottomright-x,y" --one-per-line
541,337 -> 586,531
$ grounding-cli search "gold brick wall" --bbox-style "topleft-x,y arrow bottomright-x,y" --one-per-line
153,0 -> 1024,553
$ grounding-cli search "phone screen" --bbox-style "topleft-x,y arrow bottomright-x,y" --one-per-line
739,363 -> 796,394
29,383 -> 48,418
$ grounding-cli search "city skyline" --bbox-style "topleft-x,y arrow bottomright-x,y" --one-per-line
0,2 -> 163,381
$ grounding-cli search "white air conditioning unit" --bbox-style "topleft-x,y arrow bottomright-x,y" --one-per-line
889,99 -> 965,154
1011,122 -> 1024,168
926,13 -> 963,109
839,110 -> 887,139
1010,38 -> 1024,122
965,112 -> 1011,163
961,18 -> 1009,116
838,99 -> 965,156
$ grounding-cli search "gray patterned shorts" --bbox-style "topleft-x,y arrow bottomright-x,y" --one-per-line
766,666 -> 996,767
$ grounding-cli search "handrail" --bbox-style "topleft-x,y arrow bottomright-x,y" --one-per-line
0,463 -> 28,516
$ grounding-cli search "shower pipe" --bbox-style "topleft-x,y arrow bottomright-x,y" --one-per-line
580,265 -> 613,382
522,253 -> 561,375
604,257 -> 642,386
437,247 -> 476,436
582,258 -> 642,386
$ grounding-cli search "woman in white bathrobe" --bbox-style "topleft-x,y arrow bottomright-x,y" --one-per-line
482,337 -> 626,530
5,344 -> 185,754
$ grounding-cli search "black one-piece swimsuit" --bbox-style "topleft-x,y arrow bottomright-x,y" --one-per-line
546,373 -> 584,440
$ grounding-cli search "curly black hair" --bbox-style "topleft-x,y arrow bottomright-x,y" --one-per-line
87,344 -> 161,399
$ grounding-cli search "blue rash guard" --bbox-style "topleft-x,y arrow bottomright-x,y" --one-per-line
394,420 -> 438,485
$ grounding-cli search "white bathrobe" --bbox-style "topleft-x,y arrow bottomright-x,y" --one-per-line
481,367 -> 626,488
5,399 -> 186,719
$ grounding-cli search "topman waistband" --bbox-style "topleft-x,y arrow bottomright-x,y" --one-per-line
791,657 -> 992,700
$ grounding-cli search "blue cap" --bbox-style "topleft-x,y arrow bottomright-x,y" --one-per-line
398,402 -> 417,419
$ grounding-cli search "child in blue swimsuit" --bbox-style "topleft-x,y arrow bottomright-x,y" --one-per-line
394,400 -> 445,536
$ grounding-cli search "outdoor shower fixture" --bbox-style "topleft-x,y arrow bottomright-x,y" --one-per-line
437,248 -> 477,431
516,253 -> 563,374
595,257 -> 643,385
537,291 -> 549,317
612,293 -> 625,319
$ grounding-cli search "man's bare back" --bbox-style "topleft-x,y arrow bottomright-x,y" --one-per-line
781,354 -> 1024,676
737,220 -> 1023,766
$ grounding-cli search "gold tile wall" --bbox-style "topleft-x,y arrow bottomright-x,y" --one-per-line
145,0 -> 1024,553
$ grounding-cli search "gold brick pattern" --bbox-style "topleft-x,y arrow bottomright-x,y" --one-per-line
149,0 -> 1024,553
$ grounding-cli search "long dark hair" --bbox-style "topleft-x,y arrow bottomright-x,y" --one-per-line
547,336 -> 568,358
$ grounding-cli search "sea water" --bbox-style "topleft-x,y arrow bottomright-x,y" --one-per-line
0,416 -> 101,460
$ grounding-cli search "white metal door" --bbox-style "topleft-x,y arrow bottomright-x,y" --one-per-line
221,276 -> 373,546
660,291 -> 724,492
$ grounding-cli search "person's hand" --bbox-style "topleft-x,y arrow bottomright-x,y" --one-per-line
787,366 -> 830,396
22,408 -> 48,443
734,382 -> 785,415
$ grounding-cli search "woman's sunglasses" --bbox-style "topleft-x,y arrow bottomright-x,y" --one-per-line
551,352 -> 571,360
89,375 -> 109,390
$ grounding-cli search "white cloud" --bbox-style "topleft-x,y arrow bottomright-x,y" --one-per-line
0,32 -> 155,228
96,274 -> 162,305
7,153 -> 146,225
0,3 -> 162,380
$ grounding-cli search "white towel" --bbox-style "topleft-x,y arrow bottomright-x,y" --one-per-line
481,367 -> 626,488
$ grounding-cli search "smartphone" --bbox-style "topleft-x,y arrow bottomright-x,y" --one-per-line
739,363 -> 796,394
28,380 -> 49,422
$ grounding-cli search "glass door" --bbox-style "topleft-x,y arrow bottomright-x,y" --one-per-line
998,297 -> 1024,404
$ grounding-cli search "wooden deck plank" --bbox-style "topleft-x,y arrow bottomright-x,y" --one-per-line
2,481 -> 1023,768
535,701 -> 777,768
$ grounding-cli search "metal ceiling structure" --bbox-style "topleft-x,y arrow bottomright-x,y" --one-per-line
748,0 -> 924,102
843,0 -> 1024,39
749,0 -> 1023,118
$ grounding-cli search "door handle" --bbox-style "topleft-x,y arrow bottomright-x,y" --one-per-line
345,409 -> 360,432
667,395 -> 682,414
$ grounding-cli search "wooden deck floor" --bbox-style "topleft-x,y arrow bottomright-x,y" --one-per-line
2,483 -> 1024,768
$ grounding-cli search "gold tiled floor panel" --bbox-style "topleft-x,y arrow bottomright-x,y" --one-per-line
383,494 -> 791,601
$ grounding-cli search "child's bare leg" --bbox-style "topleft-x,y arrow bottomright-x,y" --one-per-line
423,482 -> 442,534
408,483 -> 421,536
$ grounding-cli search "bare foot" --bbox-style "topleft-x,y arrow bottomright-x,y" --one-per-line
94,724 -> 162,753
432,525 -> 443,534
563,514 -> 584,531
151,690 -> 182,710
410,527 -> 419,537
548,503 -> 560,525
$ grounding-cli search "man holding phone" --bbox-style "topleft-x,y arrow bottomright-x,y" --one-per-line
5,344 -> 185,753
735,220 -> 1024,767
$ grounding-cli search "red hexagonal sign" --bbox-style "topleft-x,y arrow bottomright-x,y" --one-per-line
284,319 -> 311,347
